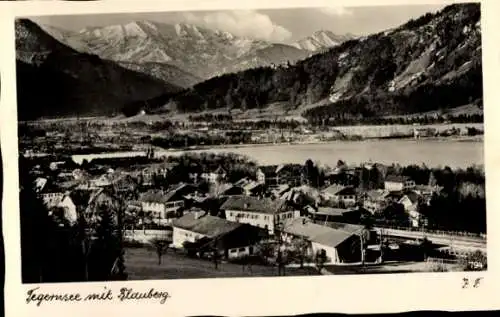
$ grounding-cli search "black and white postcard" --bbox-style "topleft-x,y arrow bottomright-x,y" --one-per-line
1,0 -> 499,316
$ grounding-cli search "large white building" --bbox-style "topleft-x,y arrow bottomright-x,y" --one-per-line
220,196 -> 299,234
384,175 -> 415,192
171,211 -> 266,259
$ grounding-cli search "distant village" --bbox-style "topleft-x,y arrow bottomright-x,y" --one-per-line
24,141 -> 488,277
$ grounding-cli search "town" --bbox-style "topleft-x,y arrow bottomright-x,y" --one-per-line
20,143 -> 487,282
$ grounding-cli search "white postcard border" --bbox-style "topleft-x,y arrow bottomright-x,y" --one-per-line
1,0 -> 500,316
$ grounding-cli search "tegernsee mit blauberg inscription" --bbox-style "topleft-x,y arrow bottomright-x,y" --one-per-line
26,286 -> 171,306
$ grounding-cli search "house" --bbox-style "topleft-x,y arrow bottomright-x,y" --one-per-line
308,206 -> 349,223
214,183 -> 245,197
256,164 -> 303,188
221,196 -> 299,234
334,187 -> 358,207
171,211 -> 267,259
34,177 -> 48,193
43,193 -> 78,225
242,181 -> 265,196
398,191 -> 422,227
321,184 -> 346,200
384,175 -> 415,192
39,182 -> 65,204
271,184 -> 291,199
256,165 -> 279,186
324,166 -> 358,186
139,184 -> 196,224
72,169 -> 89,180
111,174 -> 139,194
414,185 -> 443,204
280,189 -> 304,206
321,185 -> 357,206
281,217 -> 364,264
362,189 -> 390,213
201,166 -> 227,183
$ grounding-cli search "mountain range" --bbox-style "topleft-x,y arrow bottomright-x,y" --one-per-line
38,21 -> 349,86
16,3 -> 482,121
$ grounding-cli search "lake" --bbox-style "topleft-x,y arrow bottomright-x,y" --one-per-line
72,139 -> 484,169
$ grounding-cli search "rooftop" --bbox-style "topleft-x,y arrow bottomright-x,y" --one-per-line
364,189 -> 390,201
313,207 -> 349,217
220,196 -> 288,214
401,191 -> 421,204
336,186 -> 357,196
322,184 -> 346,196
283,217 -> 362,248
172,213 -> 242,238
385,175 -> 412,183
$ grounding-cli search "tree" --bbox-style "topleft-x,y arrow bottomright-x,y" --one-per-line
152,238 -> 169,265
291,237 -> 310,268
315,249 -> 328,273
89,202 -> 126,281
258,241 -> 275,265
19,156 -> 84,283
304,159 -> 319,188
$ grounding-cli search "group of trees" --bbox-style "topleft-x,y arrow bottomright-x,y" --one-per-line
20,156 -> 127,283
150,131 -> 252,149
305,159 -> 486,233
162,152 -> 259,184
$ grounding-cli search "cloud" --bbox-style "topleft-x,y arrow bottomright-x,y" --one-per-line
181,10 -> 292,42
316,6 -> 353,16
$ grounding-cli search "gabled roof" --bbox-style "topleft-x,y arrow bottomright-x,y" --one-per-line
283,217 -> 362,248
172,213 -> 242,238
336,186 -> 357,196
365,189 -> 390,201
276,163 -> 303,174
242,181 -> 262,191
220,196 -> 288,214
272,184 -> 290,195
213,166 -> 226,174
400,191 -> 420,204
34,177 -> 48,192
165,183 -> 197,201
322,184 -> 346,196
234,177 -> 251,187
139,189 -> 169,204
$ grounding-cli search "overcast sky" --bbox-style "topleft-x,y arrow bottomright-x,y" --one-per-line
31,4 -> 448,43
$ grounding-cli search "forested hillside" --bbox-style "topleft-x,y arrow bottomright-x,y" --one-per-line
165,3 -> 481,121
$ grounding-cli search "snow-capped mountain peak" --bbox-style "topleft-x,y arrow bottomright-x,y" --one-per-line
292,30 -> 353,51
40,19 -> 311,80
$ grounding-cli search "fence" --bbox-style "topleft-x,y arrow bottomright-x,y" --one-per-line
426,257 -> 460,265
124,229 -> 172,244
375,224 -> 486,240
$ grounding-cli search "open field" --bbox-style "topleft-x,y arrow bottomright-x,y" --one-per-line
125,247 -> 319,280
125,248 -> 463,279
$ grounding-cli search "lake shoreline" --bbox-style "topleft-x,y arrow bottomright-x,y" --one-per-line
60,135 -> 484,169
